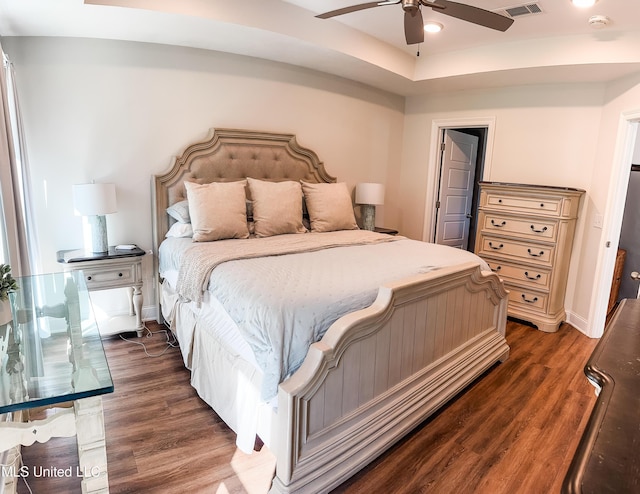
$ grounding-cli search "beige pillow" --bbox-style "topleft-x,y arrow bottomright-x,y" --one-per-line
247,178 -> 307,237
184,181 -> 249,241
301,181 -> 358,232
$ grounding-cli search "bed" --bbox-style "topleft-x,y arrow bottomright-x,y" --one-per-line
151,128 -> 509,493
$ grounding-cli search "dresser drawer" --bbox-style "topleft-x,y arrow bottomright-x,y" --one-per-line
480,213 -> 557,242
81,263 -> 141,290
484,191 -> 563,217
485,259 -> 551,290
477,235 -> 555,266
506,286 -> 549,312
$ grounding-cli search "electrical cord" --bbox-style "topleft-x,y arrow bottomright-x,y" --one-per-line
118,323 -> 178,357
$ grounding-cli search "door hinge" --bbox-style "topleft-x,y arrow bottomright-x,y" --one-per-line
436,200 -> 441,209
440,142 -> 446,151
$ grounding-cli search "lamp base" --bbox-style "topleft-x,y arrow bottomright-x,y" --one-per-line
361,204 -> 376,231
87,215 -> 109,253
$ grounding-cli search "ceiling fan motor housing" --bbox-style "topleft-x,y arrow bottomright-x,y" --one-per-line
402,0 -> 421,12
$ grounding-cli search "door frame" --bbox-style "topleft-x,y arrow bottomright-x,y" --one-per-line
587,109 -> 640,338
422,116 -> 496,243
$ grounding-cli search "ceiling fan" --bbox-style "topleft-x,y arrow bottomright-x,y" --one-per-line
316,0 -> 514,45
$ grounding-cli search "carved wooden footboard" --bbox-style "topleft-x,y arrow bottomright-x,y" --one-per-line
272,262 -> 509,493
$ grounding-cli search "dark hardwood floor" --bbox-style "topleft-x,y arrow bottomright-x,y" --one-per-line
17,319 -> 598,494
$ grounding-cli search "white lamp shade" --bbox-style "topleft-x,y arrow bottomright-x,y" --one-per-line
355,183 -> 385,205
73,183 -> 117,216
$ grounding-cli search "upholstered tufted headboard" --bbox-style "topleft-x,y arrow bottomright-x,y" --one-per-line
151,128 -> 336,267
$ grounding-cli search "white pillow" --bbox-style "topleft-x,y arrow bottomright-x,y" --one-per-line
184,181 -> 249,242
165,222 -> 193,238
166,200 -> 190,223
247,178 -> 307,237
301,181 -> 358,232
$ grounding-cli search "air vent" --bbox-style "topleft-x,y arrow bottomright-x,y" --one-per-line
495,3 -> 543,19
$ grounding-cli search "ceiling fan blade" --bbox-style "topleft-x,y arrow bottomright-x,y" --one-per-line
316,1 -> 400,19
404,9 -> 425,45
424,0 -> 514,32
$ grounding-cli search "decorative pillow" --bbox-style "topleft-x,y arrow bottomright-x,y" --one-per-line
301,181 -> 358,232
166,200 -> 190,223
247,178 -> 307,237
184,181 -> 249,241
165,222 -> 193,238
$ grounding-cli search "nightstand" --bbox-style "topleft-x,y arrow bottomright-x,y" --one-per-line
374,227 -> 399,235
57,246 -> 145,337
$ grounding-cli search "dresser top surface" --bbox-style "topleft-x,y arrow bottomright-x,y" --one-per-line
479,181 -> 586,193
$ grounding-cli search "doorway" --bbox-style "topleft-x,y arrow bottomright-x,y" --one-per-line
588,111 -> 640,338
615,148 -> 640,301
430,124 -> 489,252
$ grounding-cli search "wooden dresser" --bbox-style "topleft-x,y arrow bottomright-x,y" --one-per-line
474,182 -> 584,332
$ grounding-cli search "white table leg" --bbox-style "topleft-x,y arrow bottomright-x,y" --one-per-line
132,286 -> 143,337
0,401 -> 109,493
74,396 -> 109,494
127,287 -> 134,316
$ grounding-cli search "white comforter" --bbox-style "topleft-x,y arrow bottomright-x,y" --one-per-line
160,231 -> 489,400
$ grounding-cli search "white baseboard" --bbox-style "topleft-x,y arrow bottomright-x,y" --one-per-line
141,304 -> 158,323
565,310 -> 596,338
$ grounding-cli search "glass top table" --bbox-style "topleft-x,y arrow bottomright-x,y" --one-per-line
0,271 -> 113,415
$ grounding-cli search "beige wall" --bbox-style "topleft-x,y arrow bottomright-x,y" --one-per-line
401,84 -> 604,240
2,37 -> 405,317
401,80 -> 640,336
5,35 -> 640,335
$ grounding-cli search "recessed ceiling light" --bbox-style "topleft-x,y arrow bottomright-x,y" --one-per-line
424,21 -> 443,33
571,0 -> 598,7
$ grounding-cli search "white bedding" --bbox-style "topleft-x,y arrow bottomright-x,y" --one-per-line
161,276 -> 274,453
161,269 -> 260,371
160,231 -> 490,401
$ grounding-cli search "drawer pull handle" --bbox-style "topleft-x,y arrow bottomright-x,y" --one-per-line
87,276 -> 92,281
524,271 -> 542,281
491,219 -> 506,227
527,248 -> 544,257
491,265 -> 502,272
530,225 -> 548,233
489,242 -> 504,250
539,203 -> 545,208
118,273 -> 123,277
498,199 -> 502,203
521,294 -> 539,304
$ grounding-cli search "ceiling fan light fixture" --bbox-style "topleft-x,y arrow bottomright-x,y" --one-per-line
571,0 -> 598,8
588,14 -> 610,28
424,21 -> 443,33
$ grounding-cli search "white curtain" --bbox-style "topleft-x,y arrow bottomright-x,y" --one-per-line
0,43 -> 39,276
0,44 -> 44,397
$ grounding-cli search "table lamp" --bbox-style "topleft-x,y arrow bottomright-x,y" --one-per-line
73,183 -> 117,253
355,182 -> 385,231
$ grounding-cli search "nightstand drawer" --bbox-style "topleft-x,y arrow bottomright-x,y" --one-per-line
81,263 -> 141,290
56,247 -> 146,336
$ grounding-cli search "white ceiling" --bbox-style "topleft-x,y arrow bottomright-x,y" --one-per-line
1,0 -> 640,95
